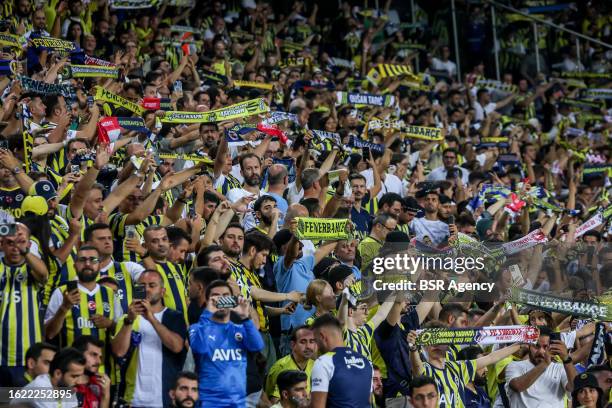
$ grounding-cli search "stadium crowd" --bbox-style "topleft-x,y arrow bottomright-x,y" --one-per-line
0,0 -> 610,407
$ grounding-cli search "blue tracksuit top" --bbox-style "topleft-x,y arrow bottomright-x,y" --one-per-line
189,310 -> 265,407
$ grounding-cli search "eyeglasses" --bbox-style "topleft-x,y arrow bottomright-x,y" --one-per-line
76,256 -> 100,264
379,223 -> 395,232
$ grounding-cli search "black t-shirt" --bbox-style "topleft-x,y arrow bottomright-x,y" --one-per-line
373,307 -> 420,398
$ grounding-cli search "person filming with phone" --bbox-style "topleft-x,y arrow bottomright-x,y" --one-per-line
111,269 -> 187,408
189,279 -> 264,407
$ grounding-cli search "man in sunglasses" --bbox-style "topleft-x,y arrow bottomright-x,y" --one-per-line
44,246 -> 122,366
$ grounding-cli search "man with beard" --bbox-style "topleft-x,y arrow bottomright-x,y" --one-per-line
247,195 -> 281,238
44,246 -> 121,354
408,322 -> 521,408
111,270 -> 187,408
265,326 -> 317,403
410,190 -> 449,245
457,346 -> 491,407
227,153 -> 263,203
427,148 -> 470,185
372,366 -> 384,408
189,279 -> 264,407
219,223 -> 245,261
72,336 -> 111,408
198,123 -> 220,155
349,173 -> 381,239
408,376 -> 440,408
169,371 -> 199,408
505,327 -> 576,408
141,225 -> 189,324
13,348 -> 85,408
84,223 -> 145,314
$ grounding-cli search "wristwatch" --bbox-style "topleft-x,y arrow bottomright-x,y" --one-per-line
562,356 -> 573,365
12,166 -> 22,174
123,316 -> 133,326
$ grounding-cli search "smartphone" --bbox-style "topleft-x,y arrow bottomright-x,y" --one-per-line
174,80 -> 183,96
71,164 -> 80,175
188,207 -> 196,218
133,283 -> 146,300
87,96 -> 94,108
508,264 -> 525,287
126,225 -> 137,239
67,280 -> 78,292
586,246 -> 595,264
216,296 -> 238,309
448,215 -> 455,225
363,147 -> 370,158
549,332 -> 561,342
0,140 -> 8,150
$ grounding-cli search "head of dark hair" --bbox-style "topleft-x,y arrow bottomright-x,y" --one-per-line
290,325 -> 312,342
166,226 -> 192,246
25,342 -> 58,364
439,303 -> 468,323
409,376 -> 438,396
243,231 -> 274,255
253,195 -> 276,212
239,153 -> 260,170
221,223 -> 245,238
205,279 -> 233,299
378,192 -> 403,211
77,245 -> 99,255
172,371 -> 198,389
203,191 -> 220,205
311,313 -> 343,333
277,370 -> 308,394
190,266 -> 222,287
456,345 -> 483,361
299,197 -> 320,217
197,245 -> 224,268
49,348 -> 85,376
83,223 -> 111,243
72,335 -> 104,353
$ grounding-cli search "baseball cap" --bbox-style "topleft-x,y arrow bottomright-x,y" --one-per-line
572,373 -> 602,400
21,196 -> 48,216
29,180 -> 57,201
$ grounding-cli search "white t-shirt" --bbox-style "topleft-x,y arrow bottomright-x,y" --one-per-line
473,101 -> 497,122
505,360 -> 568,408
410,217 -> 449,245
431,57 -> 457,78
360,168 -> 404,199
426,165 -> 470,185
131,309 -> 168,408
286,182 -> 304,205
226,187 -> 260,203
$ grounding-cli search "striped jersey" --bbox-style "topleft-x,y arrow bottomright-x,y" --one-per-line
109,213 -> 164,262
343,321 -> 375,361
228,260 -> 269,332
421,359 -> 477,408
44,283 -> 120,350
153,261 -> 188,324
0,261 -> 44,366
99,261 -> 145,313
